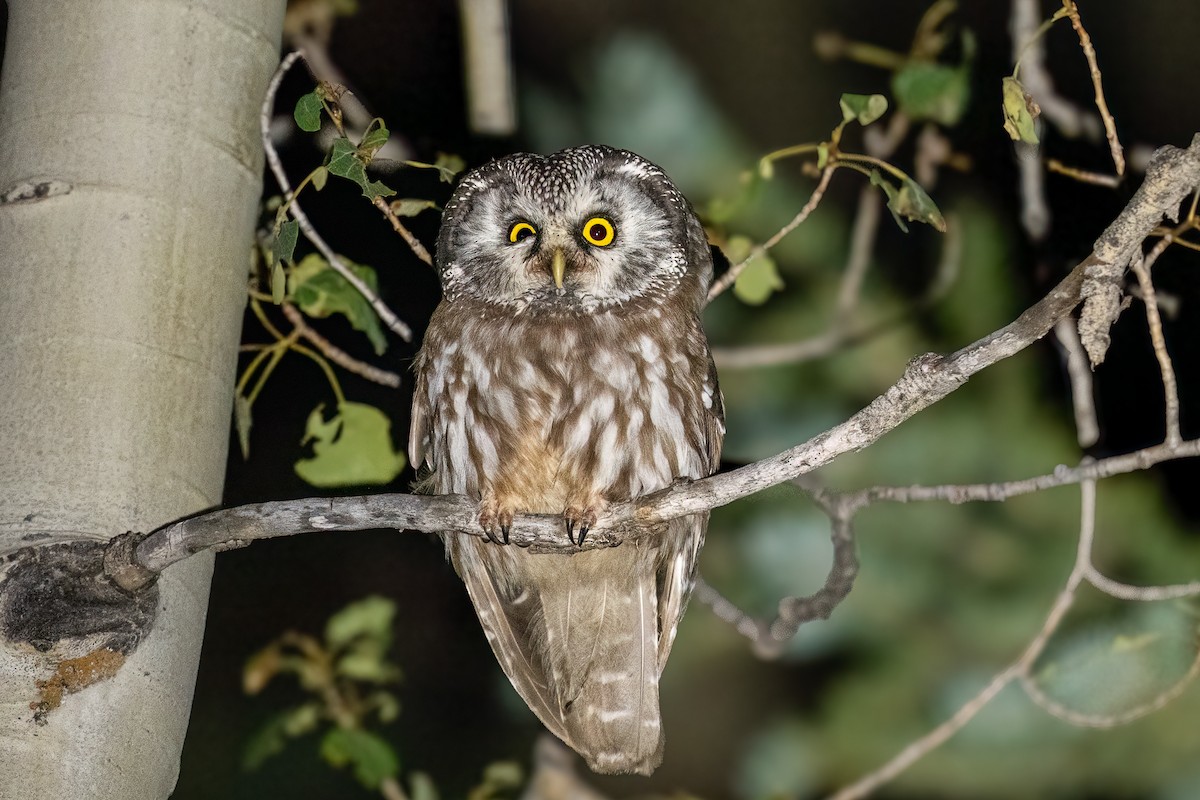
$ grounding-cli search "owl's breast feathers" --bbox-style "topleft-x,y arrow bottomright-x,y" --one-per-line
410,295 -> 724,775
411,297 -> 722,504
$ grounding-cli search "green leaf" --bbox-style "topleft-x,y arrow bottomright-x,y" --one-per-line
294,91 -> 323,132
312,166 -> 329,191
281,702 -> 322,736
403,152 -> 467,184
725,235 -> 783,305
734,256 -> 784,305
869,169 -> 907,233
319,728 -> 400,790
757,157 -> 775,180
328,137 -> 363,179
369,690 -> 401,723
326,595 -> 396,650
234,393 -> 252,460
272,219 -> 299,265
242,641 -> 280,695
288,253 -> 388,355
892,62 -> 969,125
869,170 -> 946,233
389,198 -> 439,217
816,143 -> 830,169
891,32 -> 974,126
294,402 -> 407,487
359,120 -> 390,160
839,93 -> 889,125
434,152 -> 466,182
327,137 -> 396,200
1001,76 -> 1040,144
243,713 -> 290,771
409,771 -> 440,800
337,641 -> 402,684
270,262 -> 286,304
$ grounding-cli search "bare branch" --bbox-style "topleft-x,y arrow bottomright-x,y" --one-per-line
706,166 -> 837,303
262,51 -> 413,342
457,0 -> 517,135
848,439 -> 1200,509
1078,135 -> 1200,365
372,196 -> 435,268
1046,159 -> 1121,188
1053,318 -> 1100,447
1063,1 -> 1125,175
1129,252 -> 1182,445
693,486 -> 860,658
280,303 -> 402,389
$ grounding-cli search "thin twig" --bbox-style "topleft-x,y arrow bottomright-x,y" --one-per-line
1063,1 -> 1125,175
1046,158 -> 1121,188
849,440 -> 1200,509
262,51 -> 413,341
693,487 -> 860,658
1083,565 -> 1200,602
1053,318 -> 1099,447
280,303 -> 402,388
706,166 -> 837,303
372,196 -> 434,267
1129,252 -> 1182,445
1020,646 -> 1200,728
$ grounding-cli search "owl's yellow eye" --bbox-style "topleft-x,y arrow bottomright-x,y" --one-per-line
582,216 -> 615,247
508,221 -> 537,243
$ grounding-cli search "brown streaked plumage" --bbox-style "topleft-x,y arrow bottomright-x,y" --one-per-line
410,145 -> 723,775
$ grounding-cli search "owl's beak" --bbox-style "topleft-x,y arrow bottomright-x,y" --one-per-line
550,247 -> 567,289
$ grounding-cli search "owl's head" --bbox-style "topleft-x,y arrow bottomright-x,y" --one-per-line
435,145 -> 713,314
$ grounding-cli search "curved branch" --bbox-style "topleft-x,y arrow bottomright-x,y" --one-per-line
97,134 -> 1200,593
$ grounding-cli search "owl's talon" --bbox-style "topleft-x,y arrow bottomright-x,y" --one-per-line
565,518 -> 576,545
500,524 -> 511,545
577,525 -> 590,546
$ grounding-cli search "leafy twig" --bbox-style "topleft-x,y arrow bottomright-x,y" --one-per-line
706,166 -> 836,303
262,51 -> 413,342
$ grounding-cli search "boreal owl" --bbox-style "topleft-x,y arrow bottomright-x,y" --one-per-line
409,145 -> 724,775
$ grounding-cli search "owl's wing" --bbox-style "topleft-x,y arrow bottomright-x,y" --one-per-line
701,351 -> 726,472
408,363 -> 431,470
655,347 -> 725,673
449,540 -> 573,746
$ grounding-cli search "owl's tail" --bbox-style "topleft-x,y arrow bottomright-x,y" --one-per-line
538,544 -> 665,775
454,539 -> 666,775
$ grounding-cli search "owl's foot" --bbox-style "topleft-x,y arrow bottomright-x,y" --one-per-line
563,500 -> 605,547
478,498 -> 515,545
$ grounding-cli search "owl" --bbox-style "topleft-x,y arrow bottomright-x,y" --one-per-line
409,145 -> 724,776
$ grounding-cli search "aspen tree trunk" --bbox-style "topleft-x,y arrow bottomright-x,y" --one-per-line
0,1 -> 284,797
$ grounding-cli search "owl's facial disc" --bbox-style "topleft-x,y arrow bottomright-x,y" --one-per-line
437,145 -> 711,313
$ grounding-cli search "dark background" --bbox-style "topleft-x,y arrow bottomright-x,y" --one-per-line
4,1 -> 1198,798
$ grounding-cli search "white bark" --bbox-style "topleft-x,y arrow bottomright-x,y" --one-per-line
0,1 -> 283,798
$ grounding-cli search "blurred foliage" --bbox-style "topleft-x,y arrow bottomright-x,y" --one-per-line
244,596 -> 525,799
206,1 -> 1200,799
523,15 -> 1199,800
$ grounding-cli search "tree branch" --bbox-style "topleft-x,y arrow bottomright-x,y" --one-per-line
95,135 -> 1200,595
